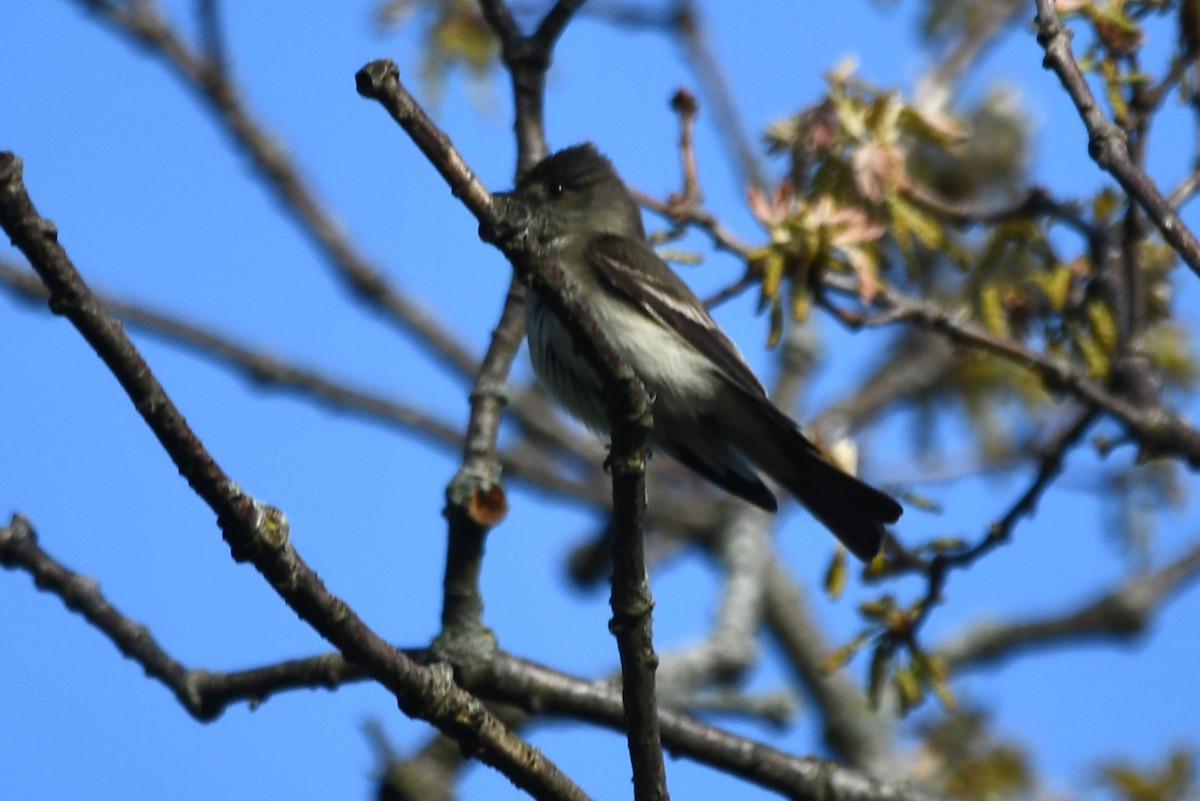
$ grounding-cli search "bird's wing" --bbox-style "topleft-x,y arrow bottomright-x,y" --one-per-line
587,234 -> 767,399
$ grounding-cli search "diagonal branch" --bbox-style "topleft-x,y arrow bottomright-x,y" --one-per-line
880,408 -> 1100,639
0,258 -> 596,502
822,274 -> 1200,465
0,513 -> 370,720
480,654 -> 947,801
531,0 -> 588,52
0,151 -> 588,801
70,0 -> 480,377
938,539 -> 1200,673
1033,0 -> 1200,279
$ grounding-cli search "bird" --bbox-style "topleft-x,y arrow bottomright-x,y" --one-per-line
497,143 -> 902,561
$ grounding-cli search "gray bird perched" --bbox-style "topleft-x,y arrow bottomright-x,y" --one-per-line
495,143 -> 902,561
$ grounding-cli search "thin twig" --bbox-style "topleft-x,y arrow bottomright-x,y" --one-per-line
880,408 -> 1100,641
0,513 -> 369,719
633,191 -> 755,259
531,0 -> 588,52
194,0 -> 228,73
669,88 -> 702,206
914,0 -> 1024,107
670,0 -> 766,192
901,184 -> 1098,241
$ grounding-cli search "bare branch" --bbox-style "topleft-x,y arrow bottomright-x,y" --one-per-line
901,184 -> 1099,242
69,0 -> 481,377
0,259 -> 601,502
357,61 -> 670,799
822,275 -> 1200,465
654,505 -> 771,699
1034,1 -> 1200,279
879,408 -> 1099,642
436,277 -> 525,664
914,0 -> 1024,108
0,513 -> 369,719
436,0 -> 589,676
478,0 -> 586,167
635,189 -> 756,260
0,152 -> 587,801
576,0 -> 766,191
938,540 -> 1200,672
0,511 -> 949,801
670,0 -> 766,192
481,653 -> 947,801
193,0 -> 228,73
531,0 -> 588,53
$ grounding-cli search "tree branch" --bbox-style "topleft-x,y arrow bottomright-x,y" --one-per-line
435,276 -> 525,667
938,539 -> 1200,673
69,0 -> 481,377
0,258 -> 597,502
0,513 -> 370,719
879,408 -> 1100,640
0,152 -> 587,801
822,275 -> 1200,465
356,60 -> 670,800
1033,0 -> 1200,279
2,508 -> 954,801
481,654 -> 947,801
434,0 -> 589,678
670,0 -> 766,192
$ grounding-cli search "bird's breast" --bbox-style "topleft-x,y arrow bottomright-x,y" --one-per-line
525,287 -> 718,432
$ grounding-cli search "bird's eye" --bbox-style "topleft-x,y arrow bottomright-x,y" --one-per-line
547,183 -> 565,198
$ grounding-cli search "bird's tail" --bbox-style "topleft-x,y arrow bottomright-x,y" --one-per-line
719,389 -> 903,561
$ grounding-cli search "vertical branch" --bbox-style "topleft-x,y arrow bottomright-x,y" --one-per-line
193,0 -> 228,73
607,386 -> 669,801
437,277 -> 524,664
671,0 -> 766,193
479,0 -> 587,168
669,88 -> 702,206
357,56 -> 672,798
431,0 -> 588,663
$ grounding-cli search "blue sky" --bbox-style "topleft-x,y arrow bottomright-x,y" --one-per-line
2,2 -> 1198,799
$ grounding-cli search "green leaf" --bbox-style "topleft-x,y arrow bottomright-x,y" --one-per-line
789,276 -> 812,321
894,664 -> 924,714
1074,326 -> 1112,378
867,643 -> 893,708
858,595 -> 897,622
1093,187 -> 1123,223
824,547 -> 848,600
821,629 -> 874,674
767,295 -> 785,349
979,284 -> 1009,337
888,194 -> 945,252
1087,299 -> 1118,355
